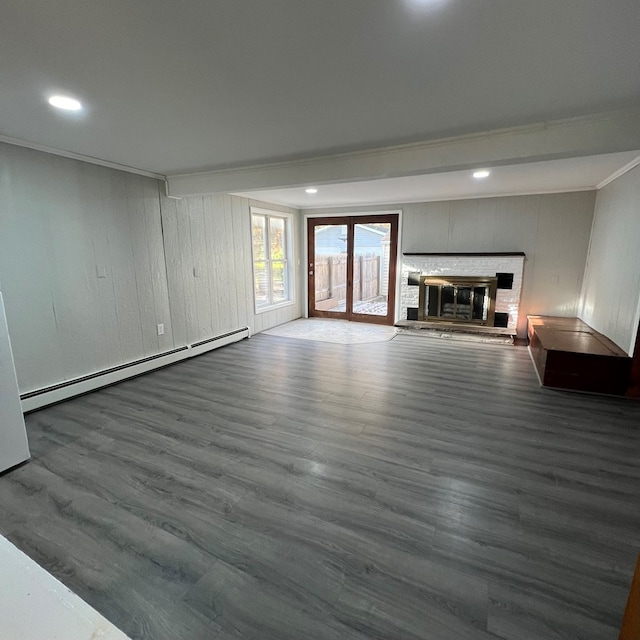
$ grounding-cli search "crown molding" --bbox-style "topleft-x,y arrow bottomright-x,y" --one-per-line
0,135 -> 165,181
596,153 -> 640,189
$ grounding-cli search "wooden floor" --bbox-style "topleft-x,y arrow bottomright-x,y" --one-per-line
1,333 -> 639,640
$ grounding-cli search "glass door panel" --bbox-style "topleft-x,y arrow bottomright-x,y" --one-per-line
352,222 -> 391,318
473,286 -> 488,320
308,215 -> 398,325
420,277 -> 496,325
312,223 -> 348,316
440,286 -> 455,317
455,287 -> 472,321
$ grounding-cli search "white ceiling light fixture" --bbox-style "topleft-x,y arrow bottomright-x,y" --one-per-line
406,0 -> 449,11
48,95 -> 83,111
406,0 -> 448,6
473,170 -> 491,179
305,187 -> 318,194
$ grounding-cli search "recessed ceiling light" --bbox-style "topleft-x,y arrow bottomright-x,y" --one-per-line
406,0 -> 449,9
48,95 -> 83,111
305,188 -> 318,194
473,170 -> 490,179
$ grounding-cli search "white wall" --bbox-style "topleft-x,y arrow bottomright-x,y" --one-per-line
160,194 -> 302,343
0,143 -> 302,395
304,191 -> 596,337
0,144 -> 174,393
579,165 -> 640,354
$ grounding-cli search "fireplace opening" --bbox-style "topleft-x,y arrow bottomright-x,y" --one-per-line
418,276 -> 498,326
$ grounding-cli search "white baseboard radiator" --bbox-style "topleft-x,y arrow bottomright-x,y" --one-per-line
20,327 -> 250,413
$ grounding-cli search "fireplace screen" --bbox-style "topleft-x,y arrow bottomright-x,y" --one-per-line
418,276 -> 497,325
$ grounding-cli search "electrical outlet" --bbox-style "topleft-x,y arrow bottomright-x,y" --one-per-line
157,323 -> 165,336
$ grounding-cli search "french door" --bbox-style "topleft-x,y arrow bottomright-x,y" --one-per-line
307,214 -> 398,325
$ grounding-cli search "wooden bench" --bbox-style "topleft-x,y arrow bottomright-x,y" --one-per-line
620,552 -> 640,640
527,316 -> 632,395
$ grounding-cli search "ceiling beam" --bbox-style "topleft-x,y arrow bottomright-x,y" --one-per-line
166,108 -> 640,197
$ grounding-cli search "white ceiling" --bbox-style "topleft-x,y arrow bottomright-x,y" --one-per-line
1,0 -> 639,176
235,152 -> 640,209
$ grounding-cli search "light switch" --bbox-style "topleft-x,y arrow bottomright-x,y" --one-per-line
96,265 -> 107,279
157,323 -> 165,336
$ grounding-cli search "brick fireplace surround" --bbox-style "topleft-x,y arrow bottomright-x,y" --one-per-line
400,253 -> 525,332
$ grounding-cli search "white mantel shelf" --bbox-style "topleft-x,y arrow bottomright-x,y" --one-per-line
403,252 -> 526,257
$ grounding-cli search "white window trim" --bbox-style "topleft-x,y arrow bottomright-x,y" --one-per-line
250,207 -> 296,314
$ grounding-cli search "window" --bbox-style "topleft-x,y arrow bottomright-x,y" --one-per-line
251,208 -> 294,312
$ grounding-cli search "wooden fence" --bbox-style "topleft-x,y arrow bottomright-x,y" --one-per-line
314,254 -> 379,302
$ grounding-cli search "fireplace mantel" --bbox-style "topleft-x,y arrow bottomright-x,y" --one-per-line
403,252 -> 525,257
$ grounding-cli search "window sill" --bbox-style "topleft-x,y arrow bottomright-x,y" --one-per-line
254,300 -> 296,315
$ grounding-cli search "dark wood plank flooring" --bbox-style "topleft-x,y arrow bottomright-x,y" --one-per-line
1,333 -> 639,639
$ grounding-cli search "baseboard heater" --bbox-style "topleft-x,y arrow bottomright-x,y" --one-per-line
20,327 -> 250,413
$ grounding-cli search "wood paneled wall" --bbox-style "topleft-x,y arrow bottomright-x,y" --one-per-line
0,144 -> 174,393
0,143 -> 302,395
160,194 -> 301,344
580,164 -> 640,355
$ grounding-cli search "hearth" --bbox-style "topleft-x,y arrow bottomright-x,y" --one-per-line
418,275 -> 497,326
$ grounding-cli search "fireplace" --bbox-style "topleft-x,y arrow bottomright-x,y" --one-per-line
418,276 -> 498,325
400,253 -> 525,333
